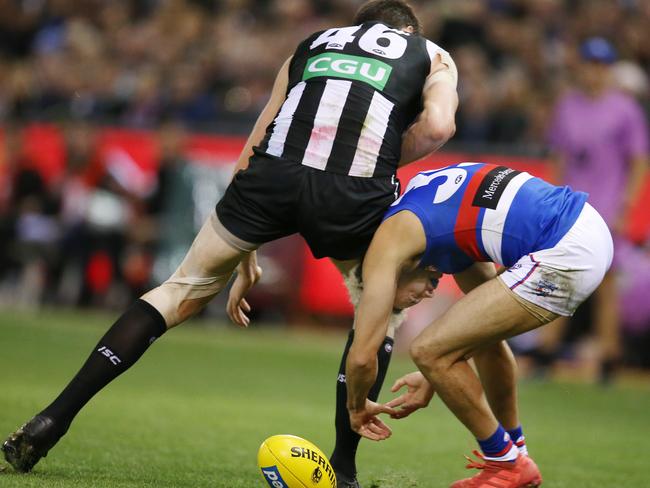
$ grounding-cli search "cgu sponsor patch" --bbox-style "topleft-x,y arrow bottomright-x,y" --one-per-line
303,53 -> 392,90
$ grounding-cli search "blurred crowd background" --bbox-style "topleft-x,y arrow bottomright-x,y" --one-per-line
1,0 -> 650,378
0,0 -> 649,138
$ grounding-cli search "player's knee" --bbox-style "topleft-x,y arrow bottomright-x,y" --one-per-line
173,295 -> 213,325
141,272 -> 231,328
410,334 -> 448,372
409,337 -> 433,366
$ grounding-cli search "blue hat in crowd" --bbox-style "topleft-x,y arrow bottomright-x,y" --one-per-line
580,37 -> 617,64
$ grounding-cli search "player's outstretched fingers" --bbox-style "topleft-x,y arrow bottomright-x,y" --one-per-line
384,396 -> 406,409
227,298 -> 249,328
375,403 -> 398,418
386,405 -> 408,419
238,304 -> 250,327
226,299 -> 239,326
391,377 -> 407,393
358,426 -> 382,441
368,417 -> 392,439
366,399 -> 398,418
359,421 -> 388,442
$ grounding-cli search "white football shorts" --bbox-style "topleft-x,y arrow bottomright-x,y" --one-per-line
499,203 -> 613,317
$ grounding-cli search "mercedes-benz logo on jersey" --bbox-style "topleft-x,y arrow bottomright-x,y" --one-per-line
312,467 -> 323,483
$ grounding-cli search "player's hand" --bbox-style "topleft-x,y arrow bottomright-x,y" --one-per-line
348,399 -> 395,441
384,371 -> 434,419
227,251 -> 262,327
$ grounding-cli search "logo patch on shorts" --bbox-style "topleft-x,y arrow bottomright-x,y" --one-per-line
532,278 -> 558,297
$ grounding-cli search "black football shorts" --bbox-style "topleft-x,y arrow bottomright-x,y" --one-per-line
215,151 -> 400,260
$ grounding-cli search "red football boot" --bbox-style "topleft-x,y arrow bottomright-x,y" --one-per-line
450,451 -> 543,488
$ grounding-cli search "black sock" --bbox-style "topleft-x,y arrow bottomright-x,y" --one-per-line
330,330 -> 393,478
40,299 -> 167,429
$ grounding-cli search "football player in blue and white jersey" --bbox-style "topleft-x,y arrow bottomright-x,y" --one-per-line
344,163 -> 613,488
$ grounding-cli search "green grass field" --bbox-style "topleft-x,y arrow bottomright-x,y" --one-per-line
0,309 -> 649,487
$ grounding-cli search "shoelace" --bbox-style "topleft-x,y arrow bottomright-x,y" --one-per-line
463,450 -> 506,472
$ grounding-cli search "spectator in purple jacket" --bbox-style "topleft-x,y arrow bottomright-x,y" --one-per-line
541,37 -> 649,383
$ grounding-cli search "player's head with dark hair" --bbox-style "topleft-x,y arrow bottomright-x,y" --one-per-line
354,0 -> 420,35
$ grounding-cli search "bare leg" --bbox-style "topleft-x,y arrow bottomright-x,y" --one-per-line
473,341 -> 519,431
410,278 -> 556,439
143,214 -> 247,327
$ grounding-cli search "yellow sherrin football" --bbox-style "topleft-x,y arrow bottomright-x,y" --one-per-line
258,434 -> 337,488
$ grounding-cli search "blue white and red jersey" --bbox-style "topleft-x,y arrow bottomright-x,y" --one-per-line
383,163 -> 588,274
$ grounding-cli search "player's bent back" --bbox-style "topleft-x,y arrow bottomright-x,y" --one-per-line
385,162 -> 613,317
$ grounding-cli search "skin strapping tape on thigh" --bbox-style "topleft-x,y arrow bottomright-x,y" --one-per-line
164,274 -> 231,300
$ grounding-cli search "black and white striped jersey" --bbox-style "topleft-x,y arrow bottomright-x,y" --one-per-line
256,21 -> 447,178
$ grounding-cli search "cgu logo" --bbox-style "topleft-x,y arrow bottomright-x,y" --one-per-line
303,53 -> 392,90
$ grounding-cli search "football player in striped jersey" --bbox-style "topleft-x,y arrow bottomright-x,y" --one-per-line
345,163 -> 613,487
3,2 -> 458,486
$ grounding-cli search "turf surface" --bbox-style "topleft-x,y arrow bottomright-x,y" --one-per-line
0,309 -> 649,487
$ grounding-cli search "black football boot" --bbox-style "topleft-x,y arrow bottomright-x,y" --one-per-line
2,415 -> 68,472
336,470 -> 362,488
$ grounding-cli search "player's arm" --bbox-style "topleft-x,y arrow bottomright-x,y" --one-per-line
230,56 -> 292,176
226,57 -> 291,326
453,262 -> 498,294
398,52 -> 458,167
346,211 -> 427,440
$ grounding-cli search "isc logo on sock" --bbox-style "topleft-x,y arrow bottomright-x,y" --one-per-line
261,466 -> 289,488
97,346 -> 122,366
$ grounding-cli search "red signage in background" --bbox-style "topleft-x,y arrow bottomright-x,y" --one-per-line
3,124 -> 650,319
